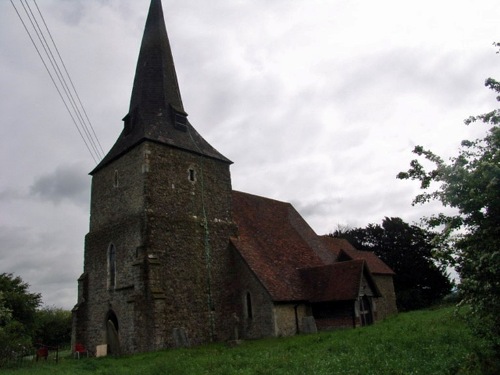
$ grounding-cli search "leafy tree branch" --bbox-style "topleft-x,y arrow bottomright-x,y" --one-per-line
397,44 -> 500,352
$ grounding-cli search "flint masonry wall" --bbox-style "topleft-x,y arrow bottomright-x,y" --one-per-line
75,140 -> 237,354
373,275 -> 398,321
75,144 -> 147,354
233,250 -> 276,339
74,142 -> 143,351
142,141 -> 237,347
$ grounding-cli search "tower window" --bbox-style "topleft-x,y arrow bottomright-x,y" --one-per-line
171,105 -> 188,132
114,170 -> 119,188
174,113 -> 188,131
108,244 -> 116,289
188,168 -> 196,182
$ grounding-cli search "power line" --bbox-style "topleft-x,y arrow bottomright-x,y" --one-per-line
21,0 -> 103,160
9,0 -> 98,164
10,0 -> 105,163
32,0 -> 105,157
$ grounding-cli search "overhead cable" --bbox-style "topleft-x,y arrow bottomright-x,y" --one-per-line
32,0 -> 105,157
10,0 -> 104,164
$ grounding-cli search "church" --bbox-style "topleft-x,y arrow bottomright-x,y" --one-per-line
72,0 -> 397,355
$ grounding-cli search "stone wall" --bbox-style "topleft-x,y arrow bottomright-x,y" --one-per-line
273,303 -> 308,337
74,143 -> 147,354
74,140 -> 237,354
373,275 -> 398,321
142,142 -> 237,348
88,145 -> 146,231
232,250 -> 276,339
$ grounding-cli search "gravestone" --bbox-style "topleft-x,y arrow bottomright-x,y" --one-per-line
301,316 -> 318,334
227,313 -> 243,346
232,313 -> 240,341
96,344 -> 107,358
172,327 -> 190,347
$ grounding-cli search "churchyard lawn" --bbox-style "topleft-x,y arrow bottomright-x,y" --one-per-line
3,305 -> 497,375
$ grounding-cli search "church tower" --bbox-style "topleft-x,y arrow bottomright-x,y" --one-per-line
72,0 -> 237,354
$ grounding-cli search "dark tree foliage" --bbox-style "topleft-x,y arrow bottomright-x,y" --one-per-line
332,217 -> 452,311
0,273 -> 41,362
397,43 -> 500,353
0,273 -> 41,337
0,274 -> 72,364
35,307 -> 72,347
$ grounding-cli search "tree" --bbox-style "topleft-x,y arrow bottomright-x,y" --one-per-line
397,46 -> 500,352
0,273 -> 41,337
332,217 -> 452,311
35,307 -> 72,347
0,292 -> 12,326
0,273 -> 41,363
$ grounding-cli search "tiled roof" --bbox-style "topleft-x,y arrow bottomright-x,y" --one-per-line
320,236 -> 395,275
300,260 -> 365,302
231,191 -> 388,302
231,191 -> 325,301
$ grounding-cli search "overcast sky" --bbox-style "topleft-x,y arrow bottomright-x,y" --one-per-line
0,0 -> 498,309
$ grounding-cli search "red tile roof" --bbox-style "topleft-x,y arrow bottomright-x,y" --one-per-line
231,191 -> 391,302
231,191 -> 325,301
300,260 -> 365,302
320,236 -> 395,275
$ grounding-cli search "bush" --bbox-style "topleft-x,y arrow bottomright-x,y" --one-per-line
35,307 -> 72,347
0,321 -> 32,367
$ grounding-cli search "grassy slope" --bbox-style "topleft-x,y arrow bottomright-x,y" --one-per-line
4,306 -> 492,375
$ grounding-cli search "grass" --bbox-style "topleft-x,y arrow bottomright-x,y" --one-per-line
3,306 -> 497,375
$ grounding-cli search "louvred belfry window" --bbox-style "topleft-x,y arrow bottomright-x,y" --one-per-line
172,105 -> 188,132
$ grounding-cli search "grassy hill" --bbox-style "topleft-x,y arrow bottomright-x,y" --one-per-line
4,306 -> 497,374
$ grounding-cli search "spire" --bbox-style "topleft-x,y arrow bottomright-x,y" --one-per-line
92,0 -> 230,174
129,0 -> 184,116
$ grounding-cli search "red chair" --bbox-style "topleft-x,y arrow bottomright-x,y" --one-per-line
36,346 -> 48,361
74,343 -> 89,359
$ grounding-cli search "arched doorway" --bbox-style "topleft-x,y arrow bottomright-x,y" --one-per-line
359,296 -> 373,326
105,310 -> 120,355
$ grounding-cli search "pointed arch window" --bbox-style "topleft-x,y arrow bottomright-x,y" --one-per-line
245,292 -> 253,320
108,244 -> 116,289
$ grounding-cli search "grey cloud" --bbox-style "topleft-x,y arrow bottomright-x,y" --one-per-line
0,225 -> 81,309
30,163 -> 89,206
0,188 -> 24,201
329,47 -> 495,123
0,226 -> 31,258
292,196 -> 343,219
